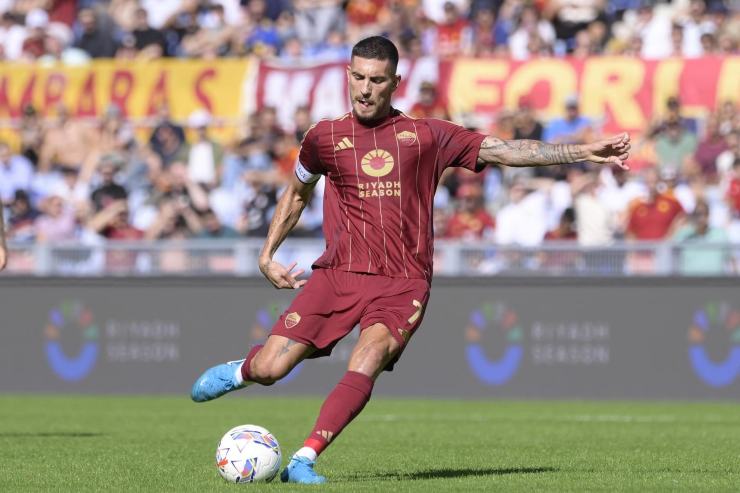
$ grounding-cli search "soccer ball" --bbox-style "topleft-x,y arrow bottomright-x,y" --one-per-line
216,424 -> 282,483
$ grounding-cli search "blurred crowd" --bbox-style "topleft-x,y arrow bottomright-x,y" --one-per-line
0,0 -> 737,62
0,0 -> 739,275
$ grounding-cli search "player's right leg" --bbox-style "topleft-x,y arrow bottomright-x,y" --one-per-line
190,335 -> 312,402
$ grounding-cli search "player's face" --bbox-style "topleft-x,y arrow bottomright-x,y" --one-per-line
347,56 -> 400,123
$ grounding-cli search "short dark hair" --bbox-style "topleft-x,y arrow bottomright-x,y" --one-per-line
351,36 -> 399,74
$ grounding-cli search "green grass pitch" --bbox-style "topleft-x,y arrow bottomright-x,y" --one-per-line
1,396 -> 739,492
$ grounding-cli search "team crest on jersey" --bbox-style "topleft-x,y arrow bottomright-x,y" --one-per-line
361,149 -> 395,177
285,312 -> 301,329
396,131 -> 417,146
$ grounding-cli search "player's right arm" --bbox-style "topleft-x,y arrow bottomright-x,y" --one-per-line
258,172 -> 318,289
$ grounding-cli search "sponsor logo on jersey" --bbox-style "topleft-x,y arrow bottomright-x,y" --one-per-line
361,149 -> 395,177
396,130 -> 417,146
285,312 -> 301,329
334,137 -> 354,151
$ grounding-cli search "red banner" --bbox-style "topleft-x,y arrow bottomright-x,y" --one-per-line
252,56 -> 739,135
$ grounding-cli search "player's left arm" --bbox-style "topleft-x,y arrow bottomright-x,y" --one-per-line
477,133 -> 631,170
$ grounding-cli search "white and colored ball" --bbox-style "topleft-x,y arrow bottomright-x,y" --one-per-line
216,424 -> 282,484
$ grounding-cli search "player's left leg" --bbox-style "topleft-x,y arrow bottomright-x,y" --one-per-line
281,324 -> 400,484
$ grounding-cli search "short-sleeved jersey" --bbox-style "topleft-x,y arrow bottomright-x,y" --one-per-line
297,108 -> 486,281
627,193 -> 684,240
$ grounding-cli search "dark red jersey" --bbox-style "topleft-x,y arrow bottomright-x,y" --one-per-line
297,109 -> 485,281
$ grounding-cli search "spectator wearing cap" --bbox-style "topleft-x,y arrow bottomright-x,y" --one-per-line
542,95 -> 595,178
444,183 -> 496,240
409,82 -> 450,120
0,141 -> 34,205
21,8 -> 52,59
186,109 -> 223,188
74,8 -> 118,58
544,95 -> 594,145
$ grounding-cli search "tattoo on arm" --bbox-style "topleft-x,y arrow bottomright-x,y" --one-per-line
278,339 -> 296,357
477,137 -> 587,167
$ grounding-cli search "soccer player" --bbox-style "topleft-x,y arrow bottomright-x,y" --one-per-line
191,36 -> 630,484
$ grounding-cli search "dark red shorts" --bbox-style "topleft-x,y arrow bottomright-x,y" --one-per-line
270,268 -> 430,369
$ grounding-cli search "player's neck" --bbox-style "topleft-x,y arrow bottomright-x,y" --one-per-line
352,106 -> 396,127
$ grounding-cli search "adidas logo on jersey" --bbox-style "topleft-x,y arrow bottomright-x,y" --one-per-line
334,137 -> 354,151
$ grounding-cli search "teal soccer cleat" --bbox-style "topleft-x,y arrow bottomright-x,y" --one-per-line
190,359 -> 246,402
280,456 -> 327,484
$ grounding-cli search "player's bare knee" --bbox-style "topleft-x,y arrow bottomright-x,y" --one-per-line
249,358 -> 287,386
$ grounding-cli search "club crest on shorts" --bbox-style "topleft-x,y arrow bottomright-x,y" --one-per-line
284,312 -> 301,329
396,130 -> 417,146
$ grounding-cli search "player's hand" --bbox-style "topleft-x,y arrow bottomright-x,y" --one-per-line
582,133 -> 631,170
259,259 -> 307,290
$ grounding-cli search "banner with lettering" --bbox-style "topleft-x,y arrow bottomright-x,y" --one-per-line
0,59 -> 250,121
251,56 -> 739,135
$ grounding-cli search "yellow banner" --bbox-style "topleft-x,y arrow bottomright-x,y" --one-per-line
0,58 -> 250,121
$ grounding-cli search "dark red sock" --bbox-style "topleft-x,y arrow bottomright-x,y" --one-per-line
240,344 -> 263,382
304,371 -> 374,456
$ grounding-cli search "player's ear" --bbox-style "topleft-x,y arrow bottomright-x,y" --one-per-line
392,75 -> 401,92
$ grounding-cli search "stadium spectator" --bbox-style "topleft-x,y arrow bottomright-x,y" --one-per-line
541,95 -> 595,178
409,81 -> 449,120
429,1 -> 473,58
193,208 -> 240,239
678,0 -> 716,58
38,104 -> 96,173
495,179 -> 548,247
293,0 -> 345,48
626,168 -> 685,242
90,154 -> 128,212
574,172 -> 612,246
470,8 -> 496,56
130,6 -> 166,57
541,206 -> 580,272
0,11 -> 27,60
654,119 -> 698,177
597,167 -> 647,239
74,7 -> 118,58
0,140 -> 33,204
6,190 -> 39,242
509,5 -> 556,60
693,114 -> 729,181
546,0 -> 605,49
673,198 -> 733,275
545,207 -> 577,241
444,183 -> 496,240
186,109 -> 223,188
34,194 -> 77,243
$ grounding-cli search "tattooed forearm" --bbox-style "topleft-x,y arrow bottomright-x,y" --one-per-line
477,137 -> 588,167
278,339 -> 296,357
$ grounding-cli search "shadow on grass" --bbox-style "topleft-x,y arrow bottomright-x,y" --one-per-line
0,432 -> 102,438
350,466 -> 558,481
